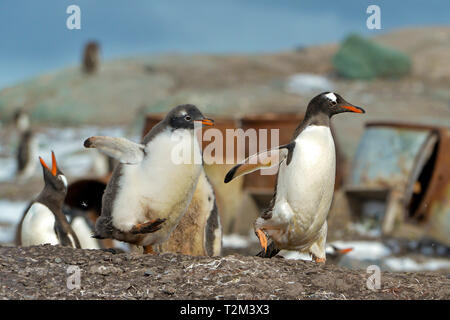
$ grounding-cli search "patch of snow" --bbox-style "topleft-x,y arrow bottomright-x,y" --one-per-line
348,222 -> 382,238
0,200 -> 28,244
222,234 -> 252,249
286,73 -> 333,95
330,241 -> 391,260
0,126 -> 139,182
0,157 -> 16,181
384,257 -> 450,272
279,250 -> 312,261
112,240 -> 131,252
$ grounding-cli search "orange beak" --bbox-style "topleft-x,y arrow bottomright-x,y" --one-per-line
341,105 -> 365,114
39,157 -> 50,172
338,247 -> 353,254
39,151 -> 58,176
256,229 -> 268,253
51,151 -> 58,176
196,118 -> 214,126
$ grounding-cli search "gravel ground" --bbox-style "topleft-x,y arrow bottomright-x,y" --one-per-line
1,245 -> 448,300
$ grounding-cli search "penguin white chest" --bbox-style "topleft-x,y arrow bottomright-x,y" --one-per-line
71,216 -> 100,249
112,129 -> 202,241
276,125 -> 336,231
21,202 -> 59,246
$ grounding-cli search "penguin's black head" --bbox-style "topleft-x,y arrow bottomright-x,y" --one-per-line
307,92 -> 365,118
39,151 -> 68,194
165,104 -> 214,130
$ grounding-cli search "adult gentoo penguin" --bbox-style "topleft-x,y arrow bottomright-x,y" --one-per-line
84,104 -> 214,253
20,152 -> 81,248
13,109 -> 37,181
63,206 -> 102,249
156,170 -> 222,256
224,92 -> 365,262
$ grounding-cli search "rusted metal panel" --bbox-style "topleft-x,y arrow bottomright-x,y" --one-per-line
413,128 -> 450,222
348,126 -> 433,189
347,122 -> 450,245
428,184 -> 450,246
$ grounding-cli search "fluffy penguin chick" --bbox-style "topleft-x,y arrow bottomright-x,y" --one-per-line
156,169 -> 222,256
225,92 -> 365,262
20,152 -> 81,248
84,104 -> 214,253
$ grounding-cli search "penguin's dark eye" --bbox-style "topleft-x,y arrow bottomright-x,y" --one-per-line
184,115 -> 192,121
330,100 -> 337,106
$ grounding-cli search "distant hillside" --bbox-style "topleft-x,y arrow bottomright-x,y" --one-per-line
0,27 -> 447,124
0,27 -> 449,155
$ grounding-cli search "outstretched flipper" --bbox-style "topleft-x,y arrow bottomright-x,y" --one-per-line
84,136 -> 145,164
130,218 -> 166,234
224,142 -> 295,183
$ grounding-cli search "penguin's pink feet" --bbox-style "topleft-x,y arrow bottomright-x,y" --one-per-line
130,218 -> 166,234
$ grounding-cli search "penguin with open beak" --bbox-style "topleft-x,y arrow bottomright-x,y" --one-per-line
225,92 -> 365,262
20,151 -> 81,248
84,104 -> 214,253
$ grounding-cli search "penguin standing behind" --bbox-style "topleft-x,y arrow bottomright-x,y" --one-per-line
63,206 -> 102,249
325,245 -> 353,265
20,152 -> 81,248
156,170 -> 222,256
84,104 -> 214,253
225,92 -> 365,262
13,109 -> 37,181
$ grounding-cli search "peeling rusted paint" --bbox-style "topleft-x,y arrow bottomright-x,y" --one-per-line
349,125 -> 432,189
347,122 -> 450,245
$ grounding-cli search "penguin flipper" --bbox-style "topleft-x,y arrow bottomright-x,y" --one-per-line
84,136 -> 145,164
224,143 -> 294,183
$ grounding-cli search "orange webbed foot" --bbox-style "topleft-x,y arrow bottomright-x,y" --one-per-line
130,218 -> 166,234
143,245 -> 156,254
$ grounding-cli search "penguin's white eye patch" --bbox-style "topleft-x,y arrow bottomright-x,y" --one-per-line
58,175 -> 68,188
324,92 -> 337,103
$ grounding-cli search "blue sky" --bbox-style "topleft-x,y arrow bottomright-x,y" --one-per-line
0,0 -> 448,89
